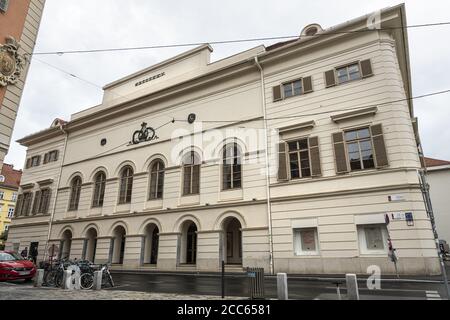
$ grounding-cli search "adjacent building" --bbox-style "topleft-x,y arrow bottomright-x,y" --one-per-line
6,4 -> 441,275
424,157 -> 450,245
0,0 -> 46,170
0,163 -> 21,249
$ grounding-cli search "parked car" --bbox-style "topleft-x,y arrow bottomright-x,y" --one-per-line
0,251 -> 36,282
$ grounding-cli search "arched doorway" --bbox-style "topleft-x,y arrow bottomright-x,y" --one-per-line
143,224 -> 159,265
60,230 -> 72,260
85,228 -> 97,262
112,226 -> 126,264
222,217 -> 242,265
180,221 -> 197,265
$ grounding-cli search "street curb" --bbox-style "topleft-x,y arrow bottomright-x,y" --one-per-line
110,270 -> 447,284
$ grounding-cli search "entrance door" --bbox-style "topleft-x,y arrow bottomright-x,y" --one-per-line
150,227 -> 159,264
29,242 -> 39,260
119,237 -> 125,264
186,224 -> 197,264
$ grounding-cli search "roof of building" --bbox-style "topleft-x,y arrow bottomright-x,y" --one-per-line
424,157 -> 450,168
0,164 -> 22,190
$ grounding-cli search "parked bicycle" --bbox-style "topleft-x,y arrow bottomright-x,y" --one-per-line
79,262 -> 114,290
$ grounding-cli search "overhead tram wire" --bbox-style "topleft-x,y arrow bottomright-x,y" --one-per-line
31,21 -> 450,56
173,88 -> 450,124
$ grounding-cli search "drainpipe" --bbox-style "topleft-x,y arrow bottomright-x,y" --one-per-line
254,56 -> 274,275
42,123 -> 69,262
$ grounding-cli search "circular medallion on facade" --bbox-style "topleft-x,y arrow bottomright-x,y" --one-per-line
0,51 -> 16,76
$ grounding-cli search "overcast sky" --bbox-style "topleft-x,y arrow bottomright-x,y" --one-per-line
4,0 -> 450,169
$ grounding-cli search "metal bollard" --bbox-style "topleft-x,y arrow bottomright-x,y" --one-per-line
62,270 -> 73,289
345,274 -> 360,300
276,273 -> 288,300
93,271 -> 103,290
34,269 -> 45,287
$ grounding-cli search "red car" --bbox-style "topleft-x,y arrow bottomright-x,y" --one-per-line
0,251 -> 36,282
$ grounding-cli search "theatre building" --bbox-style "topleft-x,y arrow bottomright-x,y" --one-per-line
6,5 -> 441,275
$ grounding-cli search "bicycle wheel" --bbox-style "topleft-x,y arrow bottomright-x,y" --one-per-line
55,272 -> 64,288
80,273 -> 94,290
44,270 -> 56,287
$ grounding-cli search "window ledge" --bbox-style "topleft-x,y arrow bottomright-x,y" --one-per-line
331,106 -> 378,123
279,120 -> 315,134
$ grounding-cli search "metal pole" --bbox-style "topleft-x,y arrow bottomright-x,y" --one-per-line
221,260 -> 225,299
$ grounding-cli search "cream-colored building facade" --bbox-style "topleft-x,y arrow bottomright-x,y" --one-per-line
7,5 -> 441,275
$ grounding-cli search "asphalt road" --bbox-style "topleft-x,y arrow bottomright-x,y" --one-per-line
107,272 -> 449,300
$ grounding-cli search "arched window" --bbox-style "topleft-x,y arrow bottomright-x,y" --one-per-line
92,171 -> 106,207
222,143 -> 242,190
149,160 -> 165,200
68,176 -> 82,211
118,166 -> 133,204
182,151 -> 200,195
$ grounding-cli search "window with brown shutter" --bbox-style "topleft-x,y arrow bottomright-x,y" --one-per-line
32,191 -> 41,215
344,128 -> 375,171
360,59 -> 373,78
303,76 -> 313,93
273,86 -> 282,102
325,70 -> 336,87
39,189 -> 52,214
308,137 -> 322,176
332,132 -> 349,173
277,142 -> 288,181
370,124 -> 388,167
25,158 -> 31,169
43,153 -> 49,164
15,194 -> 23,217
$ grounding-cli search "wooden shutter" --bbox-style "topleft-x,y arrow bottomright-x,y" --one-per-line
308,137 -> 322,176
325,70 -> 336,87
273,85 -> 282,102
54,150 -> 59,161
25,158 -> 31,169
371,124 -> 388,168
277,142 -> 288,181
15,194 -> 23,217
332,132 -> 349,173
303,76 -> 313,94
360,59 -> 373,78
32,191 -> 41,215
43,189 -> 52,214
43,153 -> 49,164
36,155 -> 41,166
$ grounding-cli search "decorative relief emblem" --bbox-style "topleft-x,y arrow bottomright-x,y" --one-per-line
131,122 -> 158,145
0,36 -> 24,87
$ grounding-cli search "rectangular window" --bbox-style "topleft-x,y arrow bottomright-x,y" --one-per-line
0,0 -> 9,13
293,228 -> 319,255
336,63 -> 361,84
344,127 -> 375,171
30,156 -> 41,167
0,191 -> 4,200
4,224 -> 8,231
287,139 -> 311,179
8,207 -> 14,218
12,193 -> 17,202
48,150 -> 59,163
358,224 -> 388,255
21,192 -> 33,216
283,79 -> 303,99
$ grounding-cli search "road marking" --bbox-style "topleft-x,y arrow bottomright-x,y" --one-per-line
426,291 -> 442,300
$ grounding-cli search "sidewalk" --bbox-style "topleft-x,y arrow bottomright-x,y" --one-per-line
0,283 -> 245,300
